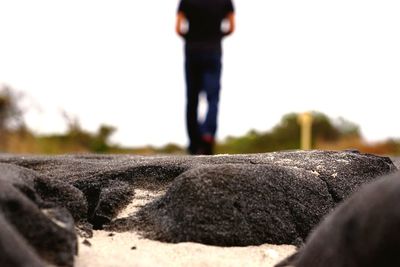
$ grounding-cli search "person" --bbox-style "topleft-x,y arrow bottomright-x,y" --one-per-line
176,0 -> 235,155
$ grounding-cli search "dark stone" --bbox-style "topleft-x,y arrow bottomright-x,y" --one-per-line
34,176 -> 87,222
134,164 -> 332,246
84,180 -> 134,230
0,163 -> 42,204
276,171 -> 400,267
0,213 -> 45,267
76,222 -> 93,238
123,151 -> 396,246
0,164 -> 77,267
0,150 -> 396,265
82,239 -> 92,247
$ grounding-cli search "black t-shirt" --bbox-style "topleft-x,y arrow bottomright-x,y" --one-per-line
178,0 -> 234,52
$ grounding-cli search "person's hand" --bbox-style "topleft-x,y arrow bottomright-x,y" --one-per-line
222,12 -> 235,37
176,12 -> 187,38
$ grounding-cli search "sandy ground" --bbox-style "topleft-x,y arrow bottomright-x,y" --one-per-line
74,188 -> 296,267
75,231 -> 295,267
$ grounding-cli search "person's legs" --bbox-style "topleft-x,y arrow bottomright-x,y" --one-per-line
201,52 -> 222,139
194,52 -> 222,155
185,53 -> 202,154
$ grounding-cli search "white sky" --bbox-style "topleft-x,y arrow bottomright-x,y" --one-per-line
0,0 -> 399,147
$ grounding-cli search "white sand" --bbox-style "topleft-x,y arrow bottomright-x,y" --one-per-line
74,188 -> 296,267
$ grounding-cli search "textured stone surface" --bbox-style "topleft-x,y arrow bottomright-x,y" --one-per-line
132,164 -> 333,246
276,171 -> 400,267
0,214 -> 45,267
392,157 -> 400,169
0,163 -> 77,267
109,151 -> 396,246
0,151 -> 396,266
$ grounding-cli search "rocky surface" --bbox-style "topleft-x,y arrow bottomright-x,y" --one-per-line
276,170 -> 400,267
115,151 -> 396,246
0,163 -> 77,267
392,156 -> 400,169
0,150 -> 397,266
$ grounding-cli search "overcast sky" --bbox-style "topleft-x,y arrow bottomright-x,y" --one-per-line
0,0 -> 399,147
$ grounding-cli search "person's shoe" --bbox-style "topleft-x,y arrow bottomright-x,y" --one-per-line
200,134 -> 214,155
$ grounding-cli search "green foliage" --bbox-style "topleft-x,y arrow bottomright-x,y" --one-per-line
311,112 -> 340,142
0,85 -> 24,131
0,84 -> 398,155
63,123 -> 116,153
0,85 -> 26,151
155,143 -> 185,154
91,125 -> 117,152
216,111 -> 362,154
37,119 -> 117,154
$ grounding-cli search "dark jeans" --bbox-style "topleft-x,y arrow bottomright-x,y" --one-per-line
185,50 -> 222,154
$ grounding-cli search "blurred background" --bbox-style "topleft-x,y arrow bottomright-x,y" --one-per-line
1,0 -> 399,155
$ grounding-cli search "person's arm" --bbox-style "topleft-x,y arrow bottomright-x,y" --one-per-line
176,11 -> 186,37
223,12 -> 235,36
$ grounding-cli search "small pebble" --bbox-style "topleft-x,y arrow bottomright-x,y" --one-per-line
82,239 -> 92,247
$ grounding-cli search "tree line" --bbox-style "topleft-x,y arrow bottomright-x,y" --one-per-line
1,85 -> 399,155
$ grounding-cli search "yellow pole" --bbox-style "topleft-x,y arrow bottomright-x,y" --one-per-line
298,112 -> 313,150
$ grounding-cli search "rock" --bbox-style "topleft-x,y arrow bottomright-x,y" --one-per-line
134,164 -> 334,246
116,151 -> 396,246
0,213 -> 45,267
85,180 -> 134,229
0,163 -> 77,267
0,150 -> 396,265
392,156 -> 400,169
82,239 -> 92,247
0,163 -> 42,204
34,176 -> 87,222
276,171 -> 400,267
0,154 -> 189,224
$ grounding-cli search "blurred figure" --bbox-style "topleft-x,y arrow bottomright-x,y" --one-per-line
176,0 -> 235,155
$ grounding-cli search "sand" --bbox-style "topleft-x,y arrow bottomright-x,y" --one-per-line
75,231 -> 295,267
74,188 -> 296,267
